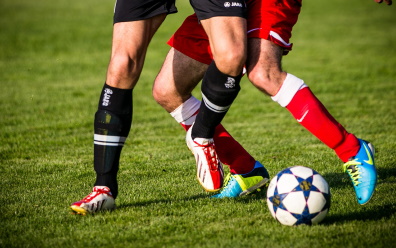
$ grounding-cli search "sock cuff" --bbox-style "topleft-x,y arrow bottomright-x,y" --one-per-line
271,73 -> 307,107
98,83 -> 133,114
170,96 -> 200,123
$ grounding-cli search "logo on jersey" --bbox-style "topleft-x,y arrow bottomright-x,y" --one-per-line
102,88 -> 113,106
224,2 -> 243,8
225,77 -> 236,88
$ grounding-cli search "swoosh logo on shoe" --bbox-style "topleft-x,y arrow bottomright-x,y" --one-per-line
297,110 -> 309,123
362,143 -> 373,165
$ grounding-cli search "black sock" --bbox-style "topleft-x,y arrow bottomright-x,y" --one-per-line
93,83 -> 132,199
192,62 -> 241,139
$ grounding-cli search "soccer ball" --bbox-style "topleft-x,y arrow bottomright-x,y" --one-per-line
266,166 -> 331,226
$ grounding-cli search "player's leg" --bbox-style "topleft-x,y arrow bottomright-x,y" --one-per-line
106,19 -> 166,89
71,18 -> 166,215
192,16 -> 247,140
246,38 -> 360,160
185,0 -> 248,191
189,0 -> 248,139
247,38 -> 376,205
94,16 -> 168,194
70,0 -> 176,215
244,0 -> 376,205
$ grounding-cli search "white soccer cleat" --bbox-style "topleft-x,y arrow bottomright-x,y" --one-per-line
186,125 -> 224,192
70,186 -> 115,215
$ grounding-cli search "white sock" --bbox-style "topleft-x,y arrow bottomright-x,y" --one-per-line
170,96 -> 201,126
271,73 -> 307,107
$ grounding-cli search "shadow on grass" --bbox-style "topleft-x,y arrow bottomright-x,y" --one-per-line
323,203 -> 396,225
377,166 -> 396,182
117,193 -> 209,209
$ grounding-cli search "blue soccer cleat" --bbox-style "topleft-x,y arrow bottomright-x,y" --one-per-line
212,161 -> 269,198
343,139 -> 377,205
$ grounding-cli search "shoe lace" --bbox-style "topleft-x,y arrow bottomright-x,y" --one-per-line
82,188 -> 110,202
222,173 -> 232,190
343,159 -> 362,186
194,140 -> 220,171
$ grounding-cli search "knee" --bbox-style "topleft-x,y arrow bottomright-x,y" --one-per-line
108,54 -> 136,75
152,77 -> 166,106
106,54 -> 142,88
247,70 -> 285,96
152,75 -> 177,112
247,71 -> 271,93
214,49 -> 246,76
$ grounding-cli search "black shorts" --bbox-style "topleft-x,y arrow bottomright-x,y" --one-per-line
190,0 -> 247,20
114,0 -> 177,23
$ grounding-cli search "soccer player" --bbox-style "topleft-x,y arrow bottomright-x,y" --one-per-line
70,0 -> 268,215
153,0 -> 392,204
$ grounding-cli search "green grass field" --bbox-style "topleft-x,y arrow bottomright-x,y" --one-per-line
1,0 -> 395,247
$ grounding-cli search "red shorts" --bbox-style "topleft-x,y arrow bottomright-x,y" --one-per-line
168,0 -> 302,65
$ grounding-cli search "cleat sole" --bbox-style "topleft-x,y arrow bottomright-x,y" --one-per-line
70,205 -> 88,215
239,178 -> 269,196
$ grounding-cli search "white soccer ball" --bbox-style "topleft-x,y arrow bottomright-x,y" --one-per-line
266,166 -> 331,226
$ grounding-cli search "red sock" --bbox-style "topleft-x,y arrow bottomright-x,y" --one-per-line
213,125 -> 256,174
183,121 -> 255,174
286,87 -> 360,162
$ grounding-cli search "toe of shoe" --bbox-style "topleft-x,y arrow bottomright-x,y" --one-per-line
355,182 -> 376,205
